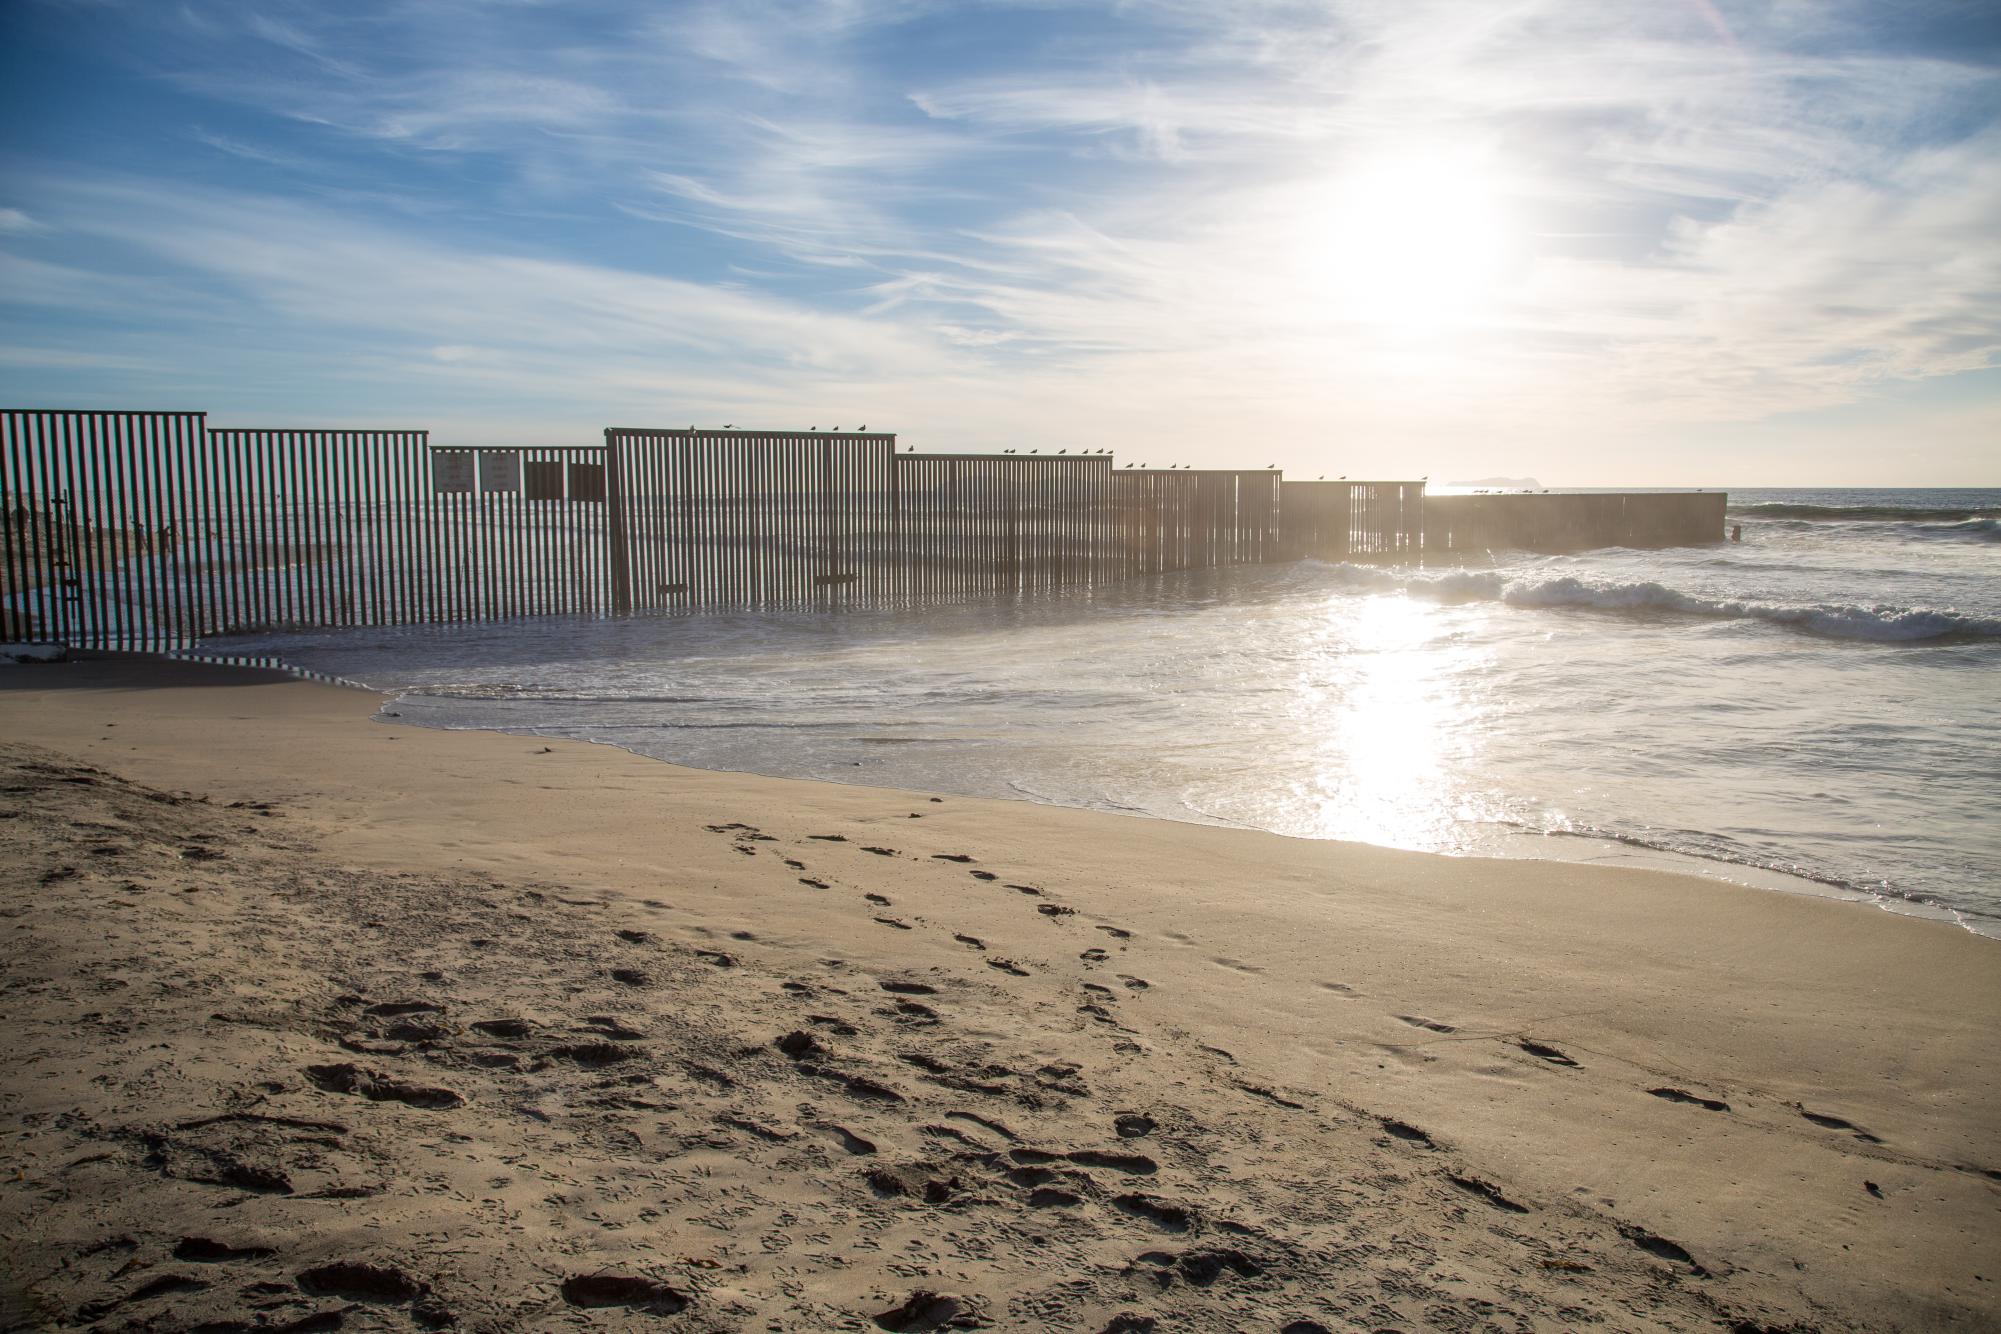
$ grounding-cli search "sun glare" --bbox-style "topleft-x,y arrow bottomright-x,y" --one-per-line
1306,149 -> 1516,335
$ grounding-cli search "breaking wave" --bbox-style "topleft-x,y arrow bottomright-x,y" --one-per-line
1730,502 -> 2001,523
1311,564 -> 2001,642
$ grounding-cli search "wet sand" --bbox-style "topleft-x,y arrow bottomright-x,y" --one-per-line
0,657 -> 1995,1331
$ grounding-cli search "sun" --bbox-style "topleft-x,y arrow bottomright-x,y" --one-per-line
1306,147 -> 1516,335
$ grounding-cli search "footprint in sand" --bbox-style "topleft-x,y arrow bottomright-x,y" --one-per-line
1649,1087 -> 1730,1113
175,1237 -> 276,1263
945,1109 -> 1019,1141
1449,1174 -> 1530,1214
970,870 -> 997,881
873,915 -> 913,930
1080,948 -> 1108,963
1796,1106 -> 1883,1143
559,1275 -> 689,1314
1096,924 -> 1133,939
1377,1117 -> 1437,1147
1005,884 -> 1044,896
799,877 -> 829,889
1397,1015 -> 1457,1034
784,858 -> 806,870
1518,1038 -> 1580,1067
1117,975 -> 1150,990
953,934 -> 986,951
987,957 -> 1030,977
864,893 -> 892,906
932,853 -> 975,863
1110,1194 -> 1193,1232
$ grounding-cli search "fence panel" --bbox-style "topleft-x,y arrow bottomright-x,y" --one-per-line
11,407 -> 1474,647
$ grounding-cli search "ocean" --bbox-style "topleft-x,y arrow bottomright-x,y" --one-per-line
216,487 -> 2001,940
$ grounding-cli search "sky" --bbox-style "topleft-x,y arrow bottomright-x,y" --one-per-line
2,0 -> 1998,485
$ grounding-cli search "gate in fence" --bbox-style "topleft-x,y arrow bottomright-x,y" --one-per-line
4,410 -> 1430,650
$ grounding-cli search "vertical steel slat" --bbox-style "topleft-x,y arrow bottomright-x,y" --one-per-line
158,418 -> 188,648
25,415 -> 53,645
132,415 -> 166,645
108,414 -> 142,647
32,415 -> 65,645
78,413 -> 111,648
2,415 -> 27,639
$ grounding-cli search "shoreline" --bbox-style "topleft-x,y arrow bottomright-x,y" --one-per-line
179,646 -> 1989,941
2,656 -> 1997,1330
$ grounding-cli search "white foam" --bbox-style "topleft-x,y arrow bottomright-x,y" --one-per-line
1311,564 -> 2001,642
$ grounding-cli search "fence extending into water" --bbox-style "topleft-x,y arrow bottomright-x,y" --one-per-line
1424,491 -> 1726,553
2,409 -> 1720,649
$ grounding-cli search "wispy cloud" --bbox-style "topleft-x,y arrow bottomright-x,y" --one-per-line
1,0 -> 1996,480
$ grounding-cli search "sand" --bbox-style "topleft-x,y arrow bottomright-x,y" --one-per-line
0,657 -> 1995,1332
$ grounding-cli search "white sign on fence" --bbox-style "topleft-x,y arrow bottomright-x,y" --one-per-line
432,453 -> 474,493
479,451 -> 521,494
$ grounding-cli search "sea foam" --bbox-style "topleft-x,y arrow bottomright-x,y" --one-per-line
1311,564 -> 2001,642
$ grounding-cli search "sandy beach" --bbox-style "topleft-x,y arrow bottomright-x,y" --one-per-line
1,658 -> 1996,1332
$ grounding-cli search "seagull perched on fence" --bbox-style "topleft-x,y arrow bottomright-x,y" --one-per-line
857,424 -> 866,431
1058,449 -> 1067,454
722,423 -> 734,429
906,444 -> 915,451
1124,463 -> 1134,468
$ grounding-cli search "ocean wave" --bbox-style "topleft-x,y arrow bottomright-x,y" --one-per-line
1729,502 -> 2000,523
1310,564 -> 2001,642
1935,517 -> 2001,542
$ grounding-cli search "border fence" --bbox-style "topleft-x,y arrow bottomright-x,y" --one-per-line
3,409 -> 1721,650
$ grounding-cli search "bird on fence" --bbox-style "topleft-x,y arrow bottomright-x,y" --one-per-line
906,444 -> 915,451
1124,463 -> 1134,468
1058,449 -> 1067,454
722,423 -> 734,429
1338,475 -> 1346,479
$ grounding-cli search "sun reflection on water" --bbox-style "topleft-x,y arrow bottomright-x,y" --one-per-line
1288,593 -> 1488,851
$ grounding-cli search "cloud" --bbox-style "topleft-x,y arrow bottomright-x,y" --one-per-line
3,0 -> 1997,481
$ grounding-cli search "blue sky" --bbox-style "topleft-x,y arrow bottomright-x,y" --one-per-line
2,0 -> 1997,483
